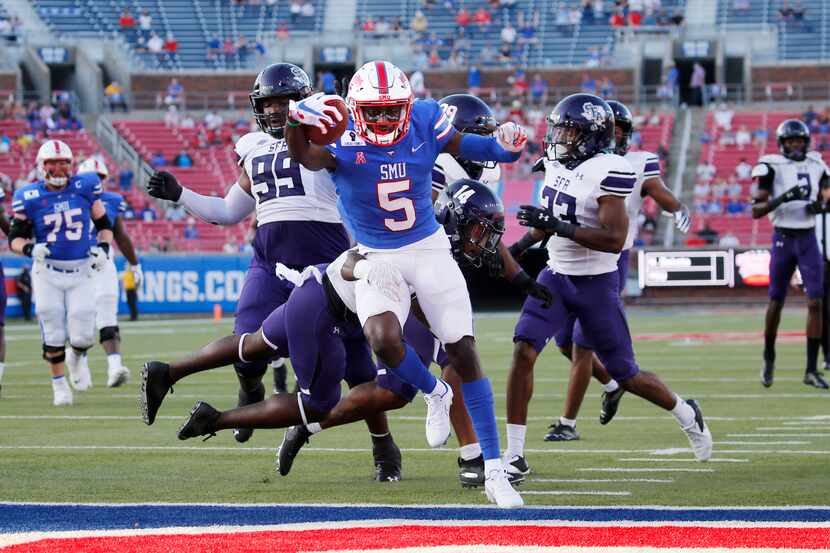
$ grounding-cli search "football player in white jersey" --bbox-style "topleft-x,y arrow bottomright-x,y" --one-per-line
752,119 -> 830,389
76,158 -> 140,387
502,94 -> 712,477
144,64 -> 400,474
532,99 -> 692,441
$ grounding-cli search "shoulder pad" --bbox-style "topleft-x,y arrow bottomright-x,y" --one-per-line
759,153 -> 787,165
595,152 -> 635,175
751,163 -> 771,178
806,151 -> 826,163
235,132 -> 272,162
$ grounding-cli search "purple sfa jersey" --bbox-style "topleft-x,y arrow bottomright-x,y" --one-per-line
768,229 -> 824,301
554,249 -> 630,349
514,266 -> 639,382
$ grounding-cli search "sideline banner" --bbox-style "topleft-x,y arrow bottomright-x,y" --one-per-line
0,254 -> 252,318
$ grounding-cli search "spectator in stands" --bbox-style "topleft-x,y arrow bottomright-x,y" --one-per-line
184,217 -> 199,240
180,113 -> 195,129
467,65 -> 481,94
581,0 -> 595,24
718,129 -> 735,147
585,47 -> 601,67
164,78 -> 184,108
569,4 -> 582,28
719,232 -> 740,247
473,5 -> 492,34
580,73 -> 597,94
409,70 -> 426,98
600,77 -> 615,99
689,62 -> 706,106
713,179 -> 728,199
301,1 -> 315,18
319,70 -> 337,95
164,34 -> 178,61
693,181 -> 711,200
778,1 -> 794,22
727,176 -> 743,198
733,0 -> 750,14
704,197 -> 723,215
735,157 -> 752,180
529,74 -> 548,107
289,0 -> 301,22
141,204 -> 158,222
207,35 -> 221,61
0,133 -> 10,154
138,8 -> 152,41
118,164 -> 134,192
696,159 -> 716,183
752,126 -> 768,147
410,10 -> 428,35
735,125 -> 751,149
104,81 -> 128,112
609,7 -> 625,28
628,0 -> 644,26
204,110 -> 223,130
456,6 -> 471,32
173,150 -> 194,168
164,105 -> 180,128
147,31 -> 163,55
726,197 -> 747,216
555,3 -> 571,33
500,21 -> 517,50
119,8 -> 135,31
151,152 -> 167,168
802,104 -> 818,126
792,1 -> 810,31
713,103 -> 733,131
276,22 -> 290,42
518,11 -> 539,45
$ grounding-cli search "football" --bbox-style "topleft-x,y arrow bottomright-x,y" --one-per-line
303,96 -> 350,146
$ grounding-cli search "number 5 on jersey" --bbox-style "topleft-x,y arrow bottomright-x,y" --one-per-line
378,180 -> 415,231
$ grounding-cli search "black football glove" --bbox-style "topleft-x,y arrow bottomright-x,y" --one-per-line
511,270 -> 553,308
147,171 -> 183,202
781,184 -> 809,203
517,204 -> 576,239
806,200 -> 828,214
531,157 -> 546,173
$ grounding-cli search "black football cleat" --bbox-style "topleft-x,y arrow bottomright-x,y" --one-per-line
804,371 -> 829,390
140,361 -> 173,425
233,382 -> 265,443
272,361 -> 288,395
276,425 -> 311,476
372,436 -> 402,482
599,387 -> 625,425
544,421 -> 581,441
761,360 -> 775,388
459,455 -> 524,488
177,401 -> 220,441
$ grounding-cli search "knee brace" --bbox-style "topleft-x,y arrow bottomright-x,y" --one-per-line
69,344 -> 90,355
99,325 -> 120,344
42,344 -> 66,363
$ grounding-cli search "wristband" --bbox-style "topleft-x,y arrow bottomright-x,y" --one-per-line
557,221 -> 577,240
22,243 -> 33,257
510,270 -> 534,291
286,118 -> 301,127
353,259 -> 372,280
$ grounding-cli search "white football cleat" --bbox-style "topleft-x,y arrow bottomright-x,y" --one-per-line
52,377 -> 73,406
107,365 -> 130,388
424,379 -> 453,447
682,399 -> 712,462
66,349 -> 92,391
484,468 -> 524,509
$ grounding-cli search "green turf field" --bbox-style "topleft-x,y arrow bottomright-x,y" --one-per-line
0,306 -> 827,507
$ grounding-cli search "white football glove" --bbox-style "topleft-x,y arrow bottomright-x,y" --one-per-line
495,122 -> 528,153
89,243 -> 111,272
674,206 -> 691,233
353,260 -> 405,303
288,92 -> 343,133
131,263 -> 144,287
30,243 -> 50,263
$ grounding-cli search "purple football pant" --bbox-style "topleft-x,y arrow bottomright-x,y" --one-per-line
768,229 -> 824,301
514,267 -> 639,382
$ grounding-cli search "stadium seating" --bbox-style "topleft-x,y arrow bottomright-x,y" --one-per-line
33,0 -> 324,70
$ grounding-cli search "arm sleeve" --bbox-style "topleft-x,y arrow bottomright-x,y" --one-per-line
752,163 -> 775,194
11,189 -> 25,216
178,182 -> 256,225
459,133 -> 521,162
599,157 -> 637,197
643,154 -> 661,178
432,164 -> 447,193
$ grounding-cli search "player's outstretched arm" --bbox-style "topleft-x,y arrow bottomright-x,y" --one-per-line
284,117 -> 336,171
642,177 -> 691,233
148,171 -> 255,225
444,123 -> 526,163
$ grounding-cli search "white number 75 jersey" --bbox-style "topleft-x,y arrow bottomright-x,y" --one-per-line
540,152 -> 636,276
235,131 -> 342,225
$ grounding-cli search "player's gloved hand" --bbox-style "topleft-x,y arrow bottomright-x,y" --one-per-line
495,122 -> 528,153
517,205 -> 576,239
781,184 -> 809,203
353,259 -> 405,303
23,243 -> 50,262
674,205 -> 691,233
531,157 -> 546,173
511,270 -> 553,308
131,263 -> 144,287
90,242 -> 111,272
288,92 -> 343,133
147,171 -> 183,202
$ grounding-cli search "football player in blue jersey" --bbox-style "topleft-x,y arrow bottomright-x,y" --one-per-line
77,158 -> 142,388
285,60 -> 528,507
9,140 -> 114,406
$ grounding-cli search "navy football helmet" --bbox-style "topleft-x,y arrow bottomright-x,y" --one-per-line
544,93 -> 614,168
776,119 -> 810,161
250,63 -> 312,138
435,179 -> 505,268
439,94 -> 499,179
606,100 -> 633,156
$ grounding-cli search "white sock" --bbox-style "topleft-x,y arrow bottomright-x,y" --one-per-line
459,442 -> 481,461
51,374 -> 68,389
484,457 -> 503,475
306,422 -> 322,434
559,416 -> 577,428
429,379 -> 447,396
66,348 -> 79,366
271,358 -> 285,369
670,394 -> 696,428
0,362 -> 5,384
603,380 -> 620,393
505,423 -> 526,458
107,354 -> 122,371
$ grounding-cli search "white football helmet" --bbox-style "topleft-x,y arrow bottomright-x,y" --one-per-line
77,157 -> 109,180
347,60 -> 414,146
36,139 -> 73,188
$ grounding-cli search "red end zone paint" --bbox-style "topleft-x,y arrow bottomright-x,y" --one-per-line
8,525 -> 830,552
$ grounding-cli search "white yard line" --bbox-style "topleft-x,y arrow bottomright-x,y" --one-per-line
714,441 -> 812,445
518,491 -> 632,496
577,468 -> 715,473
530,478 -> 673,484
617,458 -> 749,463
729,433 -> 830,438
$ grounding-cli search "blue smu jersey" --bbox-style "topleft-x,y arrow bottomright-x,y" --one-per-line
325,99 -> 457,249
12,173 -> 102,261
88,190 -> 126,239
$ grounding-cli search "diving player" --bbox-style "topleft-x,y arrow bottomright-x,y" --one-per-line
752,119 -> 830,389
285,60 -> 528,507
9,140 -> 114,405
76,158 -> 141,387
529,99 -> 692,441
146,63 -> 365,444
503,94 -> 712,477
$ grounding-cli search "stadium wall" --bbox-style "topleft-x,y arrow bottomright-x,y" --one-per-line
751,63 -> 830,100
0,71 -> 19,94
130,73 -> 256,109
